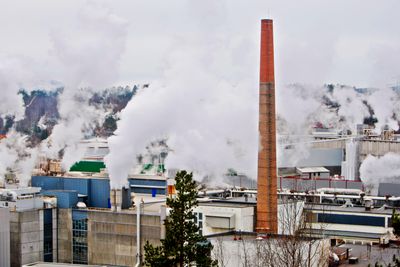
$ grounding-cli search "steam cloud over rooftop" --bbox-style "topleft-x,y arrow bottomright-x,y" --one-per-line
0,1 -> 399,188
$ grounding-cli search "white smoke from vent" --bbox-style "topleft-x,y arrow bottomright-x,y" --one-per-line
41,3 -> 128,170
359,153 -> 400,194
0,3 -> 129,186
277,84 -> 400,168
276,84 -> 332,167
0,131 -> 38,186
105,30 -> 258,188
327,85 -> 369,132
368,88 -> 399,133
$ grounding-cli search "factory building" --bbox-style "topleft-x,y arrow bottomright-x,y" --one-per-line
304,203 -> 394,244
312,132 -> 400,180
0,153 -> 168,267
1,184 -> 165,266
0,187 -> 58,267
0,207 -> 11,267
194,199 -> 255,236
31,175 -> 110,209
296,167 -> 330,179
128,164 -> 167,196
279,147 -> 344,177
56,207 -> 164,266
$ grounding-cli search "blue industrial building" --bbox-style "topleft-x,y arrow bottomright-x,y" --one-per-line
128,177 -> 166,196
32,176 -> 110,208
42,190 -> 79,208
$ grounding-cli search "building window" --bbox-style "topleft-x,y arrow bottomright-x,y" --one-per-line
72,219 -> 88,264
193,212 -> 203,236
43,209 -> 53,262
317,213 -> 385,227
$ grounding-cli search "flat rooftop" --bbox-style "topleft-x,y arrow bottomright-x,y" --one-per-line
337,243 -> 400,266
23,263 -> 115,267
305,203 -> 395,215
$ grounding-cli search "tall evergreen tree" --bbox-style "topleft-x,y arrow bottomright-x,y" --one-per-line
392,210 -> 400,237
144,170 -> 216,267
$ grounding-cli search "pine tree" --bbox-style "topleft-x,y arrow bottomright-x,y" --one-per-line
392,210 -> 400,237
144,170 -> 216,267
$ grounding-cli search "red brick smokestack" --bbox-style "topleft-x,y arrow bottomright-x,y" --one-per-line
256,19 -> 278,234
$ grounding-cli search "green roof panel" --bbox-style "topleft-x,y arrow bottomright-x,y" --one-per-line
69,161 -> 106,173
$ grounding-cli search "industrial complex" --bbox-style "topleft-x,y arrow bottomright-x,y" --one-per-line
1,19 -> 400,267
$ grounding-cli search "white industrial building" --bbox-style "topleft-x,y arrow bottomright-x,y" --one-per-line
304,204 -> 395,244
296,167 -> 330,179
194,199 -> 255,236
0,187 -> 44,211
0,187 -> 58,267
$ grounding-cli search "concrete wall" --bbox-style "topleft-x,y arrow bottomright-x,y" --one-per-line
57,209 -> 73,263
0,208 -> 10,267
10,209 -> 43,267
359,140 -> 400,156
87,210 -> 162,267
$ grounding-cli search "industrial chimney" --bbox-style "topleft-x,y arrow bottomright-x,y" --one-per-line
256,19 -> 278,234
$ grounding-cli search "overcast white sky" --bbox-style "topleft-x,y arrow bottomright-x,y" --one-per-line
1,0 -> 399,89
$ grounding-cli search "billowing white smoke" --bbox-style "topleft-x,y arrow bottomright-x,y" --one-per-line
0,131 -> 38,186
0,56 -> 36,120
359,153 -> 400,194
40,3 -> 128,170
327,85 -> 369,132
368,88 -> 399,132
277,84 -> 400,168
0,3 -> 128,186
277,84 -> 334,167
105,37 -> 258,188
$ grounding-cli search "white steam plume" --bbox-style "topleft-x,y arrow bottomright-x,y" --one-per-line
41,3 -> 128,170
0,56 -> 38,120
327,85 -> 369,132
367,87 -> 399,132
0,3 -> 129,186
277,84 -> 400,168
276,84 -> 334,167
105,30 -> 258,188
0,131 -> 38,186
359,153 -> 400,194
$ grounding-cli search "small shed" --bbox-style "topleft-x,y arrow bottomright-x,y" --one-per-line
296,167 -> 330,179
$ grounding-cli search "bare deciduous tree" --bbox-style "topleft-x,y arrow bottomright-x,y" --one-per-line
211,198 -> 329,267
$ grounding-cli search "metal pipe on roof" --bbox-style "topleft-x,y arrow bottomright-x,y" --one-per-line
135,201 -> 141,267
135,198 -> 166,267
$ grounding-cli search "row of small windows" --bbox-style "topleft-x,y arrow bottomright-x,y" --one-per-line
317,214 -> 386,227
194,212 -> 204,236
73,219 -> 88,264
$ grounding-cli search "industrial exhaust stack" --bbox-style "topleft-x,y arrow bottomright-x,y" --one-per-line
256,19 -> 278,234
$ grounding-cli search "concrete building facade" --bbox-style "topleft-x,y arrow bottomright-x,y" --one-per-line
0,207 -> 11,267
10,208 -> 58,267
194,201 -> 255,236
56,208 -> 163,267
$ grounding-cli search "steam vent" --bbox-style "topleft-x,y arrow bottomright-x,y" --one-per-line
256,19 -> 278,234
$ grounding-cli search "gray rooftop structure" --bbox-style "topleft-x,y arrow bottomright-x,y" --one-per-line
378,182 -> 400,197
